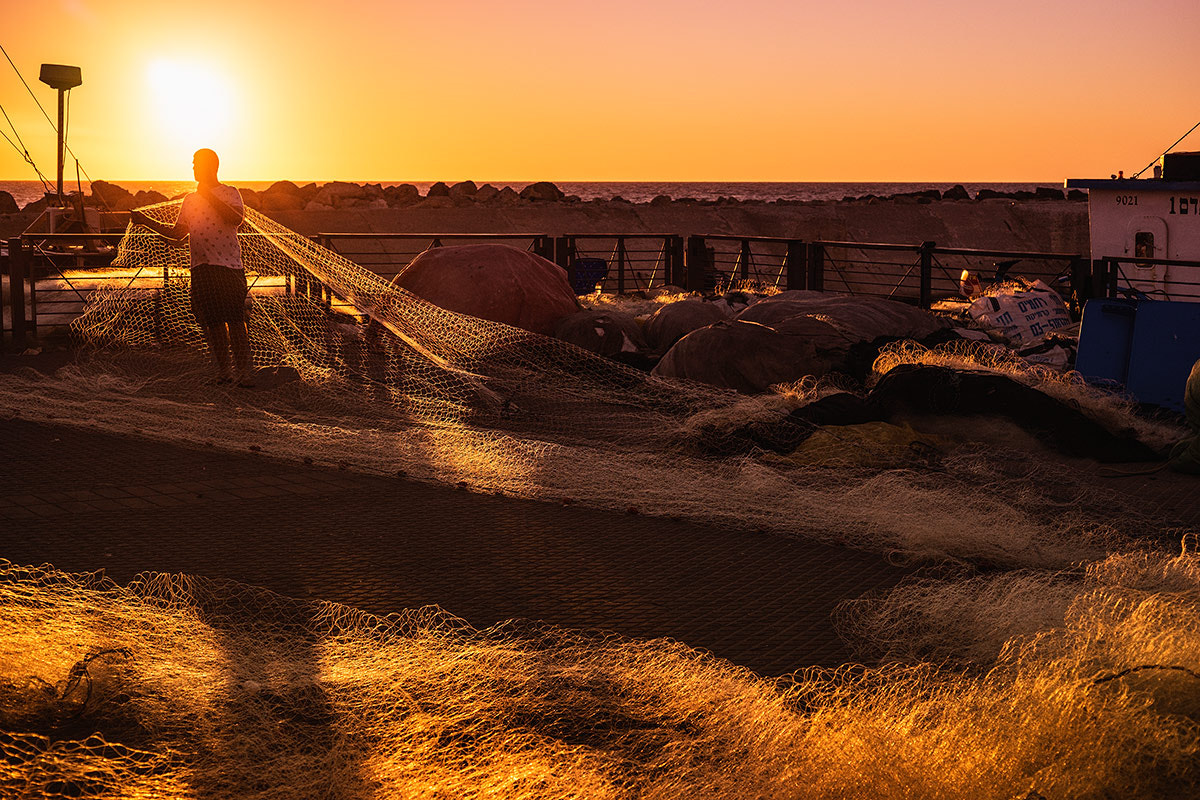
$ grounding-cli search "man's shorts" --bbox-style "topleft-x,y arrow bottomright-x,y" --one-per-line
190,264 -> 248,327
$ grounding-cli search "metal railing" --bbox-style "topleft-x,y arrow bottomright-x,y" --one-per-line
316,233 -> 554,283
4,229 -> 1124,350
1097,255 -> 1200,302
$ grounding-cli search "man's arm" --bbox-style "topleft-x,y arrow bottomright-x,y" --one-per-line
130,209 -> 186,243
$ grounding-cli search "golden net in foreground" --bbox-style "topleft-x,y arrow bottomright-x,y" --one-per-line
1,545 -> 1198,800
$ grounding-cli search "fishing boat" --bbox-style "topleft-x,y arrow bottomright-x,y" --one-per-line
1068,150 -> 1200,413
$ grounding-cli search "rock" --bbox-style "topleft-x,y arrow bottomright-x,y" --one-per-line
131,189 -> 168,208
418,196 -> 454,209
264,180 -> 303,197
943,184 -> 971,201
0,190 -> 22,214
1034,186 -> 1064,200
22,196 -> 50,213
650,194 -> 673,206
312,182 -> 365,207
653,317 -> 852,393
384,184 -> 420,207
495,186 -> 520,206
426,181 -> 450,198
554,309 -> 646,358
394,244 -> 580,335
643,299 -> 729,352
475,184 -> 500,203
449,180 -> 478,199
1067,189 -> 1087,201
975,188 -> 1010,201
519,181 -> 564,201
890,189 -> 941,203
260,192 -> 306,213
304,200 -> 335,212
88,180 -> 134,211
237,188 -> 261,209
297,182 -> 320,201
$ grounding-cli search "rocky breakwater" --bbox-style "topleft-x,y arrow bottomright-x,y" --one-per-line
0,180 -> 1091,253
252,181 -> 1090,256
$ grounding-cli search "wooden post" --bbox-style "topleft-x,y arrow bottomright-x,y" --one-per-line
685,236 -> 709,292
919,241 -> 935,308
8,238 -> 28,350
785,240 -> 806,290
739,239 -> 751,283
807,242 -> 825,292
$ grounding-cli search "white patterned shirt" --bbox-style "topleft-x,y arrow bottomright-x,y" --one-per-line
179,184 -> 245,270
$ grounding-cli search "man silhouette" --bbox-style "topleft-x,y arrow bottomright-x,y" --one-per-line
133,149 -> 252,386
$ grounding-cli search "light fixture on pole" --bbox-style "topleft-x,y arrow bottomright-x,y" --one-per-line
38,63 -> 83,206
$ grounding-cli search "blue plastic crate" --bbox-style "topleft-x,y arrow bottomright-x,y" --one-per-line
1077,299 -> 1200,413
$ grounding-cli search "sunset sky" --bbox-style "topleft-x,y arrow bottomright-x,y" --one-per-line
1,0 -> 1197,182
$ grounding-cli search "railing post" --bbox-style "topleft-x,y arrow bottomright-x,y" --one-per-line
667,235 -> 685,287
7,238 -> 28,350
785,239 -> 806,290
1094,257 -> 1108,298
616,238 -> 627,295
532,236 -> 554,261
807,242 -> 825,292
1068,256 -> 1088,314
555,235 -> 575,290
739,239 -> 751,283
685,235 -> 709,292
919,241 -> 935,308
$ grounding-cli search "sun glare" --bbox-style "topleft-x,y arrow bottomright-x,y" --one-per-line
145,59 -> 237,165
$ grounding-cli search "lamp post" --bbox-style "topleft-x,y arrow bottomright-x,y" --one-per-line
38,64 -> 83,206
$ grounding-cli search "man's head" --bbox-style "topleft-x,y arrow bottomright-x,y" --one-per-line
193,149 -> 220,184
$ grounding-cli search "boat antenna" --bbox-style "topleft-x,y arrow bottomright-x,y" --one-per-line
1132,118 -> 1200,178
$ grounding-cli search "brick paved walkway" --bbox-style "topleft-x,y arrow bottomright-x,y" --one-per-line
0,418 -> 911,676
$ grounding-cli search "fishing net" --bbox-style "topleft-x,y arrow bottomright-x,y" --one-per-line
0,200 -> 1183,568
2,543 -> 1198,799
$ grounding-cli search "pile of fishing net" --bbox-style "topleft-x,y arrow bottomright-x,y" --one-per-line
0,201 -> 1184,568
3,539 -> 1198,799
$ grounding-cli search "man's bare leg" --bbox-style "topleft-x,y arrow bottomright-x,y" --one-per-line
229,320 -> 253,385
202,322 -> 233,381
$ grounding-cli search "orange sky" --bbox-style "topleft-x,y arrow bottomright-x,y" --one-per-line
1,0 -> 1197,182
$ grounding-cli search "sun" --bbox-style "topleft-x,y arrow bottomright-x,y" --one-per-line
145,59 -> 237,163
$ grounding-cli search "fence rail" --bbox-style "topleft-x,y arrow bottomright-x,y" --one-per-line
8,228 -> 1194,350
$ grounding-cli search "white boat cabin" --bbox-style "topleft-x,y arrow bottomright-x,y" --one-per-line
1067,151 -> 1200,301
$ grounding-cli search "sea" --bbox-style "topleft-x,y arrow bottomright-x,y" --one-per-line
0,180 -> 1067,210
